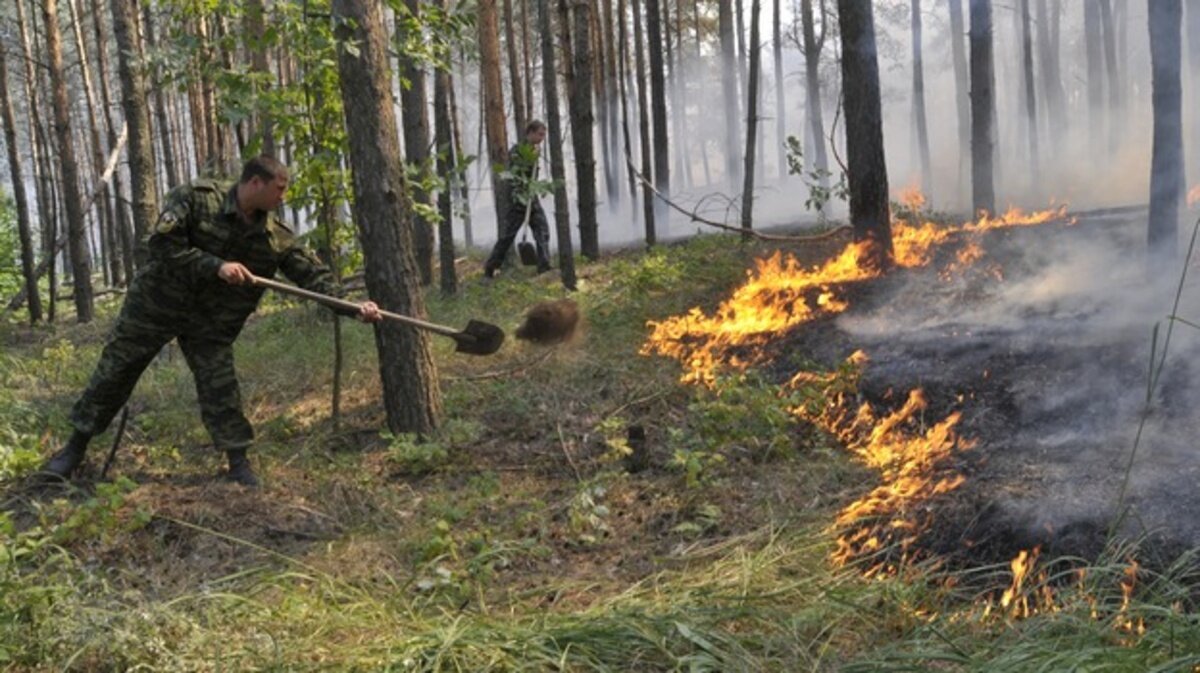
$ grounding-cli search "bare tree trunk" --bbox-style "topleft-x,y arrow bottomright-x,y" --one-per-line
838,0 -> 892,269
693,0 -> 712,185
1035,0 -> 1065,150
617,0 -> 639,222
522,0 -> 535,122
910,0 -> 931,198
16,0 -> 51,319
397,0 -> 435,286
969,0 -> 995,215
0,36 -> 42,323
1148,0 -> 1183,262
111,0 -> 157,268
1098,0 -> 1120,152
244,0 -> 274,155
592,0 -> 619,212
503,0 -> 528,132
332,0 -> 442,434
645,0 -> 670,227
719,0 -> 741,187
603,0 -> 624,206
740,0 -> 761,238
447,69 -> 473,248
1083,2 -> 1104,140
632,0 -> 656,245
800,0 -> 829,195
44,0 -> 94,321
568,0 -> 600,259
90,0 -> 136,283
26,0 -> 59,319
947,0 -> 969,206
1019,0 -> 1039,192
772,0 -> 785,181
540,0 -> 578,288
479,0 -> 513,241
433,63 -> 458,295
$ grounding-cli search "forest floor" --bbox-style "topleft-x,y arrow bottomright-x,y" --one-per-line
3,217 -> 1200,671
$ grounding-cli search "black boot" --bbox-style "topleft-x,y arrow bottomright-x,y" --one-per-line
38,430 -> 92,481
225,449 -> 259,488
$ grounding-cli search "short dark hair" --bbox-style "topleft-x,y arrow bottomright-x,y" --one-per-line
525,119 -> 547,135
239,155 -> 289,184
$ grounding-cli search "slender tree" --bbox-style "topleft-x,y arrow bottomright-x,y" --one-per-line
1035,0 -> 1065,148
397,0 -> 435,285
947,0 -> 969,205
1098,0 -> 1120,152
0,36 -> 42,323
646,0 -> 670,225
1019,0 -> 1039,189
632,0 -> 656,245
602,0 -> 622,208
142,3 -> 178,189
772,0 -> 785,180
43,0 -> 94,321
1186,1 -> 1200,168
540,0 -> 578,288
969,0 -> 994,215
243,0 -> 274,155
89,0 -> 135,283
837,0 -> 892,269
111,0 -> 158,268
503,0 -> 527,132
617,0 -> 638,222
331,0 -> 442,433
434,65 -> 458,295
800,0 -> 829,192
1148,0 -> 1183,261
719,0 -> 741,187
910,0 -> 931,198
740,0 -> 761,238
479,0 -> 513,240
567,0 -> 600,259
1083,2 -> 1104,139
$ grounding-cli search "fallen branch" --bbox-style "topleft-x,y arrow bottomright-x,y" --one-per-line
444,348 -> 554,381
625,158 -> 851,243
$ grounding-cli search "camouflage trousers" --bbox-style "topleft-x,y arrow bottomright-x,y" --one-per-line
69,294 -> 254,452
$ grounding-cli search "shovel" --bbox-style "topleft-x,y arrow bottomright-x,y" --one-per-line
251,274 -> 505,356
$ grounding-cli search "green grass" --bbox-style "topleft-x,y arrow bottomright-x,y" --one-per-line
2,234 -> 1200,671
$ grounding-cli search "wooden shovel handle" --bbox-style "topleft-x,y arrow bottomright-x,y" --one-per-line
250,274 -> 459,337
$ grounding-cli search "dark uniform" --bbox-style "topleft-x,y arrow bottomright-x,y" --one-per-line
484,142 -> 552,274
69,178 -> 339,455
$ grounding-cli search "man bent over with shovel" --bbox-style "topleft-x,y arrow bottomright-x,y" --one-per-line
40,156 -> 381,487
484,119 -> 552,278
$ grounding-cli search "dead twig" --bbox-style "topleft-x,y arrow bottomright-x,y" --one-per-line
445,349 -> 554,381
557,422 -> 582,483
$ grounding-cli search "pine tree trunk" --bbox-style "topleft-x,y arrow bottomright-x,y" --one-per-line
522,0 -> 535,122
331,0 -> 442,434
617,0 -> 639,222
479,0 -> 513,240
540,0 -> 578,288
593,0 -> 618,213
837,0 -> 892,269
568,0 -> 600,259
632,0 -> 656,245
1098,0 -> 1120,152
111,0 -> 158,268
244,0 -> 274,155
0,37 -> 42,324
397,0 -> 435,286
503,0 -> 528,132
661,0 -> 685,192
1083,2 -> 1104,139
800,0 -> 828,193
26,0 -> 59,319
772,0 -> 785,181
645,0 -> 670,227
141,5 -> 176,189
719,0 -> 741,188
1148,0 -> 1183,261
1035,0 -> 1065,150
948,0 -> 969,206
433,62 -> 458,295
447,69 -> 473,248
90,0 -> 135,284
1019,0 -> 1039,190
603,0 -> 623,207
692,0 -> 712,186
740,0 -> 761,238
16,0 -> 51,319
910,0 -> 931,198
43,0 -> 94,321
969,0 -> 995,215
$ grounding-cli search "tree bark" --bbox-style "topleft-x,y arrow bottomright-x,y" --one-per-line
592,0 -> 617,212
111,0 -> 158,268
1035,0 -> 1065,149
632,0 -> 656,245
479,0 -> 513,241
719,0 -> 741,187
15,0 -> 50,321
740,0 -> 761,238
448,64 -> 473,248
43,0 -> 94,321
645,0 -> 670,227
568,0 -> 600,259
772,0 -> 785,181
1019,0 -> 1039,190
1148,0 -> 1183,262
244,0 -> 274,156
800,0 -> 829,193
89,0 -> 134,284
331,0 -> 442,434
910,0 -> 931,198
522,0 -> 535,123
617,0 -> 639,223
434,65 -> 458,296
0,36 -> 42,324
1098,0 -> 1120,152
969,0 -> 994,216
397,0 -> 435,286
141,4 -> 178,190
837,0 -> 892,269
503,0 -> 528,132
1083,2 -> 1104,139
947,0 -> 969,206
540,0 -> 578,288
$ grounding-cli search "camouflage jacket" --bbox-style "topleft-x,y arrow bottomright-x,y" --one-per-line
506,142 -> 540,208
133,177 -> 339,342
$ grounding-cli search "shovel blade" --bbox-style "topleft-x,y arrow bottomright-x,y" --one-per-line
453,319 -> 506,356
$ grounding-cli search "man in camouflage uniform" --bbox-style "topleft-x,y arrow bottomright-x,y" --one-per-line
40,156 -> 380,487
484,119 -> 552,277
